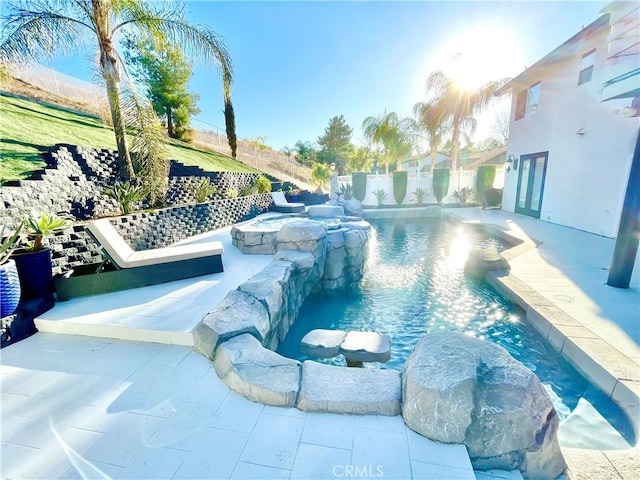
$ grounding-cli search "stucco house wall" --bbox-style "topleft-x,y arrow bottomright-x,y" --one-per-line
500,14 -> 638,238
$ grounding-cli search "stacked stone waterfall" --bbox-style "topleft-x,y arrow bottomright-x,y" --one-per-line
193,218 -> 374,408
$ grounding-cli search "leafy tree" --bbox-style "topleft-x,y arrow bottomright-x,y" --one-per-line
490,103 -> 510,145
362,112 -> 413,173
294,140 -> 318,166
425,70 -> 509,171
347,145 -> 373,173
317,115 -> 353,175
1,0 -> 235,177
123,36 -> 200,142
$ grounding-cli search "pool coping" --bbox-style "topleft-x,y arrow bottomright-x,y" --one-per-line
445,212 -> 639,478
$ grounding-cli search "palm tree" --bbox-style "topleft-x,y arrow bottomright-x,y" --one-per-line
425,71 -> 508,171
362,111 -> 412,173
410,101 -> 451,174
1,0 -> 235,178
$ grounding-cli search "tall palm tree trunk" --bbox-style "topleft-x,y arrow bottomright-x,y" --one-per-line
450,119 -> 461,172
430,149 -> 437,174
104,76 -> 135,178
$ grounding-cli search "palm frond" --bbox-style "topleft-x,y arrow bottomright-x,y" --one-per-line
0,0 -> 91,64
120,78 -> 169,206
113,4 -> 233,82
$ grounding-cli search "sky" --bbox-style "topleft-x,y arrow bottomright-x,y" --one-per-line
46,0 -> 609,152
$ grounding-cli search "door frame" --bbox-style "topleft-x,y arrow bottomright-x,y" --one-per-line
515,151 -> 549,218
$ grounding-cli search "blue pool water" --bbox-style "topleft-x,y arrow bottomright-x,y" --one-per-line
277,217 -> 635,450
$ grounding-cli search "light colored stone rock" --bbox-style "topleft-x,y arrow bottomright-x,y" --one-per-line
274,250 -> 315,272
238,260 -> 292,323
276,220 -> 327,243
308,205 -> 344,217
214,334 -> 301,407
402,332 -> 565,479
193,290 -> 270,359
297,361 -> 401,415
243,243 -> 277,255
339,331 -> 391,363
343,198 -> 363,217
300,329 -> 347,358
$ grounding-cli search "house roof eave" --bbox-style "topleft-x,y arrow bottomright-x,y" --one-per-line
494,13 -> 611,97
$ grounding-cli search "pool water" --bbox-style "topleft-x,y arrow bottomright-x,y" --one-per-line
250,215 -> 342,231
277,217 -> 635,450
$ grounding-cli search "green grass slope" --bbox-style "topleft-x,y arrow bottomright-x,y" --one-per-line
0,94 -> 257,181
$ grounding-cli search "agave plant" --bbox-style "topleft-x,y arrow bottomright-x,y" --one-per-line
105,181 -> 146,214
189,178 -> 218,203
413,187 -> 429,205
25,214 -> 70,252
453,186 -> 475,205
340,183 -> 354,200
0,222 -> 23,265
372,188 -> 388,206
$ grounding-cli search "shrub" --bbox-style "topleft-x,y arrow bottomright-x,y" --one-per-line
189,177 -> 217,203
352,172 -> 367,201
105,181 -> 146,214
393,170 -> 408,204
0,222 -> 23,265
240,184 -> 257,196
476,165 -> 496,201
453,186 -> 475,205
340,183 -> 353,200
311,162 -> 331,190
413,187 -> 429,205
372,188 -> 387,206
226,189 -> 238,198
432,168 -> 450,203
255,176 -> 272,194
482,188 -> 503,208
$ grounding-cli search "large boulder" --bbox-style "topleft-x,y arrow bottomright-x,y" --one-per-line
402,332 -> 565,479
214,333 -> 301,407
193,290 -> 270,358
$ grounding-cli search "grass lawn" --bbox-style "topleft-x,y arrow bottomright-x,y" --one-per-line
0,94 -> 257,181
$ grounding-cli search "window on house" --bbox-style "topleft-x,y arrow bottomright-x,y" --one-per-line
578,50 -> 596,85
515,82 -> 540,120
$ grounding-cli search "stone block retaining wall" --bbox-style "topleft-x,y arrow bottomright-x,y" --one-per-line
47,194 -> 271,275
0,144 -> 263,229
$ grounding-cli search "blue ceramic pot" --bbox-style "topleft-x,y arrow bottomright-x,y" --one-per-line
0,259 -> 21,317
12,248 -> 54,300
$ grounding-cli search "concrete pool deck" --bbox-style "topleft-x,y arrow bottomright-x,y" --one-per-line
1,208 -> 638,478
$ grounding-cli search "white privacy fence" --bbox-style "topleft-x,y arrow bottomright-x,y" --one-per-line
336,168 -> 505,206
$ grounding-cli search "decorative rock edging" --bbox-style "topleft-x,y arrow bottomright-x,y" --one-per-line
194,218 -> 396,414
298,361 -> 401,415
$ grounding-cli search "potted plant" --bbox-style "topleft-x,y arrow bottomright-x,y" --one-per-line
0,222 -> 23,317
12,213 -> 70,300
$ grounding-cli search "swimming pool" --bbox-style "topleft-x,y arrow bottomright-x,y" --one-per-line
277,217 -> 635,450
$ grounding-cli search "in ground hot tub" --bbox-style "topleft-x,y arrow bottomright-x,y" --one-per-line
231,214 -> 367,254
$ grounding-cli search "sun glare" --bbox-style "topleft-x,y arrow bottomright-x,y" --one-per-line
434,25 -> 522,91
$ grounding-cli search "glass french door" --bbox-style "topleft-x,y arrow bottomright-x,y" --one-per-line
515,152 -> 548,218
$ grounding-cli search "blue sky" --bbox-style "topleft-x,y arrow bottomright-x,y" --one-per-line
47,1 -> 608,151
